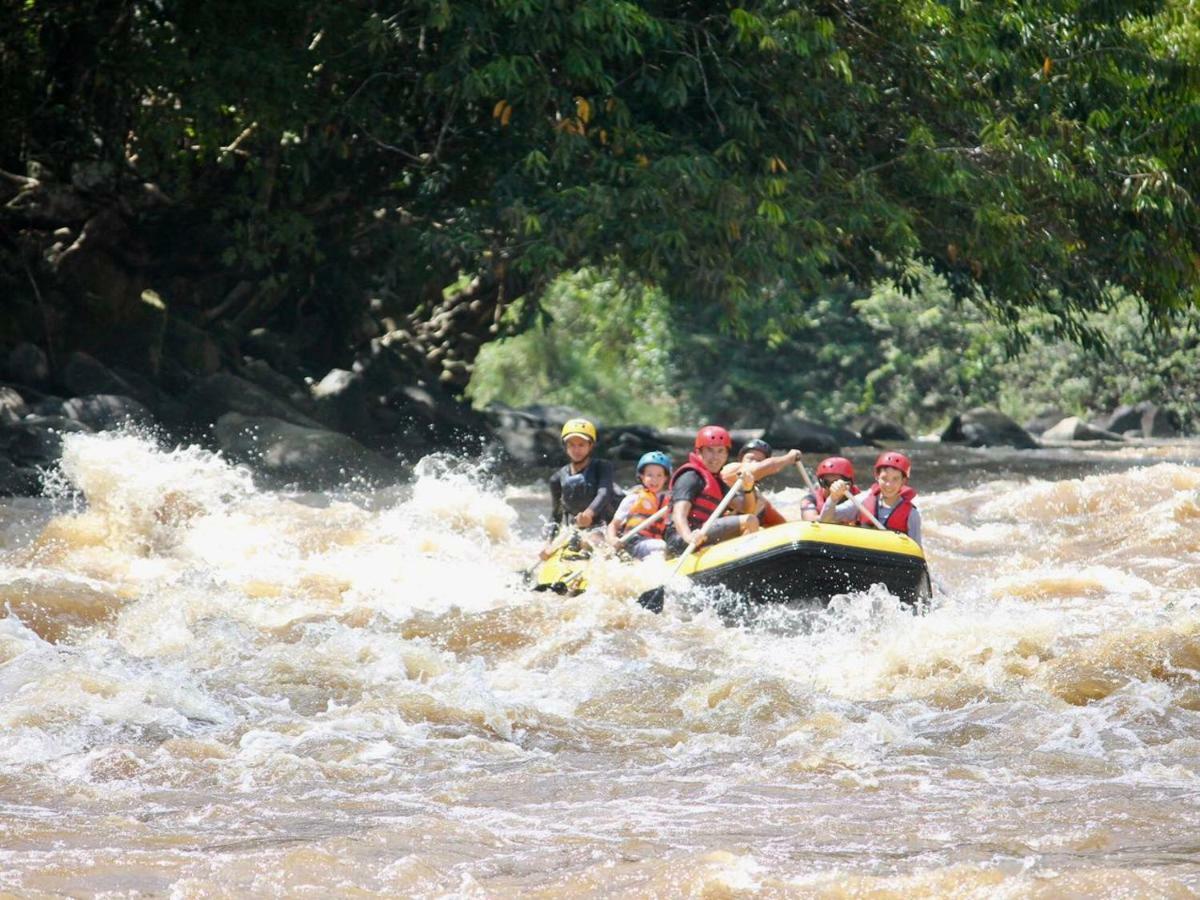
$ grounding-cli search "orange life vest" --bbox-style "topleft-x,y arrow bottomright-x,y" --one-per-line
623,486 -> 671,539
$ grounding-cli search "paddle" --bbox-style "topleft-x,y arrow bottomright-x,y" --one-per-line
795,456 -> 885,530
795,455 -> 818,494
806,458 -> 947,598
540,522 -> 581,559
847,490 -> 887,530
637,479 -> 746,613
618,504 -> 671,544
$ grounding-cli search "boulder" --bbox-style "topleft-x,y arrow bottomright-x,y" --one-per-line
486,403 -> 563,466
6,343 -> 50,388
1140,403 -> 1180,438
1099,402 -> 1181,438
852,416 -> 910,443
59,351 -> 140,399
164,317 -> 223,377
183,373 -> 324,429
940,407 -> 1038,449
0,456 -> 42,496
60,394 -> 155,431
30,396 -> 67,416
1041,416 -> 1123,442
0,386 -> 28,424
762,413 -> 860,453
603,425 -> 666,461
1024,407 -> 1067,436
109,366 -> 190,428
513,403 -> 587,430
241,328 -> 305,381
381,383 -> 491,453
214,413 -> 401,488
0,416 -> 92,467
1099,404 -> 1142,435
241,357 -> 316,414
659,427 -> 700,451
311,368 -> 371,436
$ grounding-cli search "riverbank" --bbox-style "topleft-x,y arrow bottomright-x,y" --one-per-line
3,334 -> 1194,500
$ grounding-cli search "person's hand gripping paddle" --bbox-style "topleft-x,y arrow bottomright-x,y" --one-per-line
637,478 -> 747,613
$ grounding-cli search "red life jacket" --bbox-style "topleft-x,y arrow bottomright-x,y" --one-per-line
623,487 -> 671,539
759,498 -> 786,528
858,484 -> 917,533
669,452 -> 727,530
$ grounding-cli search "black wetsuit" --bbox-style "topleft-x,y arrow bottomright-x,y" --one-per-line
545,457 -> 620,538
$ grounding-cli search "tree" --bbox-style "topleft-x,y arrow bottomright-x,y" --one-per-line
1,0 -> 1197,387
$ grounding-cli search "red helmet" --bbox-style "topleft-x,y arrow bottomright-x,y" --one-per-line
874,451 -> 911,477
694,425 -> 732,450
816,456 -> 855,481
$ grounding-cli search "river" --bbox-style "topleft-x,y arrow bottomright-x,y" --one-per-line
1,431 -> 1199,896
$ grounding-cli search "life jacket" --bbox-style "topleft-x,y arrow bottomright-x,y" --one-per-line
623,487 -> 671,539
669,452 -> 727,531
557,458 -> 620,521
858,484 -> 917,533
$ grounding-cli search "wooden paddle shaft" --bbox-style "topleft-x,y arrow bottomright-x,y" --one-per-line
666,479 -> 746,577
797,457 -> 887,531
619,504 -> 671,544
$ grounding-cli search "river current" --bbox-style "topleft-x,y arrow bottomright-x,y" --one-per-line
1,431 -> 1199,897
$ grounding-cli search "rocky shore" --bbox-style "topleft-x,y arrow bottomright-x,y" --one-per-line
0,335 -> 1187,498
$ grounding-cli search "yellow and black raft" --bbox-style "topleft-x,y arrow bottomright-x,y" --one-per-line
533,521 -> 931,607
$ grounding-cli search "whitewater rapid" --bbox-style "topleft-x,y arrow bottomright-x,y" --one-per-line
1,431 -> 1199,896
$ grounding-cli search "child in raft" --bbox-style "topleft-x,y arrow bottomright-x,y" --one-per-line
798,456 -> 860,522
820,450 -> 922,545
539,418 -> 621,560
605,451 -> 672,559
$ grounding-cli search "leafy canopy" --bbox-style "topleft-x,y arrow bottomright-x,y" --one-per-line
2,0 -> 1197,359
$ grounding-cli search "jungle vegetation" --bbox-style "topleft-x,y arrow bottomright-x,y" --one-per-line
2,0 -> 1198,424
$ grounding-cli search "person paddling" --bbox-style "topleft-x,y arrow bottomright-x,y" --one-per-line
539,418 -> 620,559
799,456 -> 860,522
820,450 -> 922,545
721,439 -> 800,527
665,425 -> 759,556
606,451 -> 673,559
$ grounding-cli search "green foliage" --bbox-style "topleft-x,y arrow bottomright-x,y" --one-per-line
1,0 -> 1198,375
467,270 -> 684,427
472,264 -> 1200,433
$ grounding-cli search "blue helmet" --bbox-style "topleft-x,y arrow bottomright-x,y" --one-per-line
636,451 -> 672,476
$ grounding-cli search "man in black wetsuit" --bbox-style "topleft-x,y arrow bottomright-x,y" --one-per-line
539,418 -> 620,559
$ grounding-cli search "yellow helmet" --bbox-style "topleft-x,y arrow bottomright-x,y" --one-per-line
560,418 -> 597,443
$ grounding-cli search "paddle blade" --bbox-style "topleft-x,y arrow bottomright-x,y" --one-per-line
637,586 -> 665,613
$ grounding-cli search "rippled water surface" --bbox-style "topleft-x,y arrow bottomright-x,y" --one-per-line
2,433 -> 1200,897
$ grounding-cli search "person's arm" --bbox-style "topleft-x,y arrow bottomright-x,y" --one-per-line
798,492 -> 821,522
744,449 -> 802,481
671,498 -> 694,545
818,496 -> 859,524
669,470 -> 702,545
719,462 -> 741,488
905,506 -> 923,546
738,473 -> 758,516
606,493 -> 636,545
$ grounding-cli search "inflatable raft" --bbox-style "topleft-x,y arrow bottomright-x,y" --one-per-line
533,521 -> 931,607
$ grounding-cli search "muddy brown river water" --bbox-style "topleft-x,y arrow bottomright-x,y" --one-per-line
1,432 -> 1199,897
